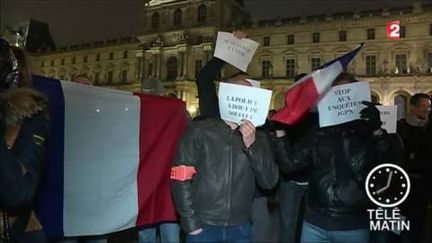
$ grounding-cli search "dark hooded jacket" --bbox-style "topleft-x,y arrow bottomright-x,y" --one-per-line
273,115 -> 395,230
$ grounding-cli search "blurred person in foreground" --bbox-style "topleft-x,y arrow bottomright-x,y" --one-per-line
0,39 -> 49,242
395,93 -> 431,243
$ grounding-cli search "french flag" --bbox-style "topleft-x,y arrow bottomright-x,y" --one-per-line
271,44 -> 363,125
32,76 -> 186,237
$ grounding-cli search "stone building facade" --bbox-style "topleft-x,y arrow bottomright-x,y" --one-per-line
29,0 -> 432,118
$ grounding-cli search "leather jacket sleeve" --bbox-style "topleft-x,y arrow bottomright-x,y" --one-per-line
0,112 -> 49,209
170,125 -> 201,233
196,57 -> 225,119
244,131 -> 279,190
272,135 -> 311,174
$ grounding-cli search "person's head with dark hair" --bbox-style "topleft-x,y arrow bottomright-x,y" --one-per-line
227,71 -> 251,86
409,93 -> 431,121
294,73 -> 307,82
332,72 -> 357,86
229,71 -> 249,79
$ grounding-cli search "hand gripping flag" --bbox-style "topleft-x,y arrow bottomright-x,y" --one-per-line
271,44 -> 363,125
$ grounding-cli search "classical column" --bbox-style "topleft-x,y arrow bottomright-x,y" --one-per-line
135,50 -> 143,82
154,53 -> 161,78
179,51 -> 185,78
206,51 -> 210,62
183,51 -> 189,79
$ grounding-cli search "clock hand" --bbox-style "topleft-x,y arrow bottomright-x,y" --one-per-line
386,171 -> 393,188
375,171 -> 393,195
376,185 -> 388,194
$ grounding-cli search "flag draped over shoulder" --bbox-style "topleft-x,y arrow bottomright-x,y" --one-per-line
32,76 -> 186,237
271,44 -> 363,125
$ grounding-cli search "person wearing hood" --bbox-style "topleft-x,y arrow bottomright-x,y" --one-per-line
0,39 -> 49,242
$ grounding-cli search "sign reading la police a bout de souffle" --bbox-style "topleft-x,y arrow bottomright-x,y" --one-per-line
218,82 -> 272,127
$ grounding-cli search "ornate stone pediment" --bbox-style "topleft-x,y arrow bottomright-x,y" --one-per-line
148,0 -> 177,6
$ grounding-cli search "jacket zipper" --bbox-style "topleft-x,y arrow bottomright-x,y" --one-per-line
225,129 -> 234,225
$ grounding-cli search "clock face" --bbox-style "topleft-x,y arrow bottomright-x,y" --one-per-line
365,163 -> 410,208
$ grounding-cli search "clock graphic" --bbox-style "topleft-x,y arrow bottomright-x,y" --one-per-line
365,163 -> 410,208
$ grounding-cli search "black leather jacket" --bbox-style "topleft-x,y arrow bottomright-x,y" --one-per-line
273,118 -> 394,218
171,119 -> 279,232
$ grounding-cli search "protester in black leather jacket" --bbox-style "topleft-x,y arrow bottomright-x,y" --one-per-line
171,119 -> 278,233
171,72 -> 279,242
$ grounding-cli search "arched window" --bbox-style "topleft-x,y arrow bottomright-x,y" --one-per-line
371,91 -> 380,104
166,57 -> 178,81
394,93 -> 409,120
174,9 -> 182,26
197,4 -> 207,23
152,12 -> 160,29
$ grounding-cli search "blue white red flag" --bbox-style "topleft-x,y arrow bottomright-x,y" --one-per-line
32,76 -> 186,237
271,44 -> 363,125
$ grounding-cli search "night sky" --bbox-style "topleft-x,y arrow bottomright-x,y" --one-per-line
1,0 -> 415,46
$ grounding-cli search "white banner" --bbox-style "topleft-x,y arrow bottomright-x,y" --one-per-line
218,82 -> 272,127
214,32 -> 259,72
318,81 -> 371,127
377,105 -> 397,133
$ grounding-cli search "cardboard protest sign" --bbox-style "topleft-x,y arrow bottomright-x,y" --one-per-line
214,32 -> 259,72
218,82 -> 272,126
318,81 -> 371,127
377,105 -> 397,133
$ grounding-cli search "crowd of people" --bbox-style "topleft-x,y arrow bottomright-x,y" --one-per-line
0,29 -> 431,243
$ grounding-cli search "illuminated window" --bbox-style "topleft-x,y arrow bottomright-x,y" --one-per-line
263,36 -> 270,46
107,71 -> 113,83
312,32 -> 320,43
395,54 -> 407,74
262,60 -> 272,78
287,34 -> 294,45
366,55 -> 376,75
94,72 -> 100,83
152,12 -> 160,29
311,57 -> 321,70
166,57 -> 178,81
197,5 -> 206,23
339,31 -> 347,41
286,59 -> 296,78
174,9 -> 182,26
367,28 -> 375,40
122,70 -> 128,83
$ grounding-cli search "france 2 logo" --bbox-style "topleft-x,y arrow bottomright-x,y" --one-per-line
387,21 -> 400,40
